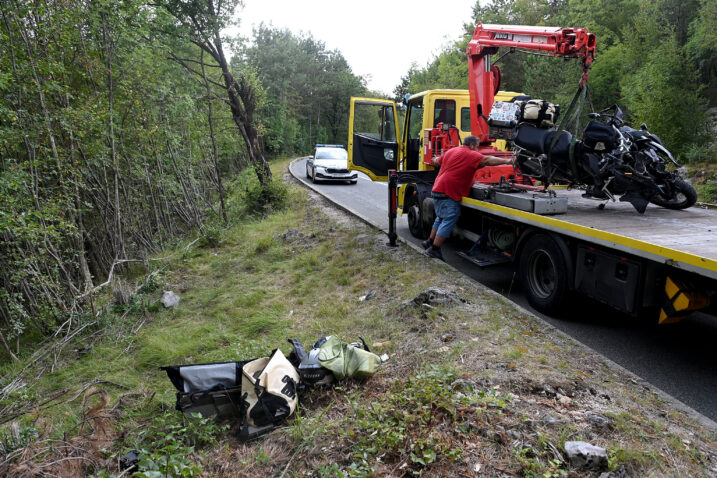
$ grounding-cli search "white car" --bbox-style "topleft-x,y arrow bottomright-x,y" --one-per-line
306,144 -> 358,184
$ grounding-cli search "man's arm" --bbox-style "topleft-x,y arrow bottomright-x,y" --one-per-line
480,155 -> 513,166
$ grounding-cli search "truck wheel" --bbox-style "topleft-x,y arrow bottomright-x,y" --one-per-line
519,234 -> 569,315
407,194 -> 430,239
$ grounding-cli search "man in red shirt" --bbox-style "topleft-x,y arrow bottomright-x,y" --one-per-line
424,136 -> 513,261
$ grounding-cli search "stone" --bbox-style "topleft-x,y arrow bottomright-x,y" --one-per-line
160,291 -> 180,308
564,441 -> 608,470
401,287 -> 466,308
557,393 -> 572,405
599,464 -> 630,478
538,415 -> 566,427
587,413 -> 614,431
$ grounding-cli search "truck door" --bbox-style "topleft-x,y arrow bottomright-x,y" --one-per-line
348,98 -> 400,182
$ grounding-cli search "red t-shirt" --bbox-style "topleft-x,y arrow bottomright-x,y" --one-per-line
432,147 -> 485,201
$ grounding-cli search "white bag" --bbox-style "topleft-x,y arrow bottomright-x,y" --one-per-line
518,100 -> 560,128
239,349 -> 299,440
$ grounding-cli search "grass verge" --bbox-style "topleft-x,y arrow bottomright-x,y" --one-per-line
0,158 -> 715,477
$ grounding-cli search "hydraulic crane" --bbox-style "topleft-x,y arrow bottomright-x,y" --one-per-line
467,23 -> 596,148
420,23 -> 596,182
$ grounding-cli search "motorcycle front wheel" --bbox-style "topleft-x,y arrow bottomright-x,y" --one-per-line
649,179 -> 697,210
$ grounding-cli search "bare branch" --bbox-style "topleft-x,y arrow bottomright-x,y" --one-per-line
75,259 -> 144,301
171,56 -> 221,68
168,52 -> 227,90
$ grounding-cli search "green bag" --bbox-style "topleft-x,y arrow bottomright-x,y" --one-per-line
317,336 -> 382,380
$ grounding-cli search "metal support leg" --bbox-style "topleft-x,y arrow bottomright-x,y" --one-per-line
387,170 -> 398,247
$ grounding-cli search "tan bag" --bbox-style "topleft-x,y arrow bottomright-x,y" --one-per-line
239,349 -> 299,440
519,100 -> 560,128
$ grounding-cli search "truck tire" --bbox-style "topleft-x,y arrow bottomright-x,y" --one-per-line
519,233 -> 569,315
407,194 -> 430,239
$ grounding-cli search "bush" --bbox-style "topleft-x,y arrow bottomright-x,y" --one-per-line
243,177 -> 288,217
696,181 -> 717,203
199,224 -> 222,248
681,143 -> 717,165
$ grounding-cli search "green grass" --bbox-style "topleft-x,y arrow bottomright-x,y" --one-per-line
2,158 -> 715,477
0,158 -> 440,432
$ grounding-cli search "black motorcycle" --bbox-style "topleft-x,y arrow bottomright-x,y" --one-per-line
512,104 -> 697,213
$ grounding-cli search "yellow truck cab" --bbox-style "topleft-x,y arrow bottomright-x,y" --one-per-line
348,89 -> 520,237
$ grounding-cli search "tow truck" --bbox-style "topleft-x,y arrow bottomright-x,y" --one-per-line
347,23 -> 717,323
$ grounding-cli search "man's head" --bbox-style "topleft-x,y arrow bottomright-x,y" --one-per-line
463,135 -> 479,150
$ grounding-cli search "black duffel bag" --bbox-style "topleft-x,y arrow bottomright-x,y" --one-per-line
583,121 -> 618,152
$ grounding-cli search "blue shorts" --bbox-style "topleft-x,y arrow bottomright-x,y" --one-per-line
432,197 -> 461,238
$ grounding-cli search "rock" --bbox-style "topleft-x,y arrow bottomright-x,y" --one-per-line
402,287 -> 466,308
557,393 -> 572,406
599,464 -> 630,478
353,234 -> 372,244
564,441 -> 608,470
275,228 -> 305,242
587,413 -> 614,431
533,383 -> 557,397
538,415 -> 566,427
160,291 -> 180,308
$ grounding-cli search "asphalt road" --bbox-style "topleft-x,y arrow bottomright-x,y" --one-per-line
290,158 -> 717,424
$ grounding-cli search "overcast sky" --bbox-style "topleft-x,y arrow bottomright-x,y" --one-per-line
235,0 -> 479,95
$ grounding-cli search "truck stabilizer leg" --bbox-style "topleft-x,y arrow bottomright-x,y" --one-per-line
387,170 -> 398,247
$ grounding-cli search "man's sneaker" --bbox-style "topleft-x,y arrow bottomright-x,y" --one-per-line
421,239 -> 433,250
426,246 -> 444,261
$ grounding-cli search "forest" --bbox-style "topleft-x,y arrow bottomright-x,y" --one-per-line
0,0 -> 716,358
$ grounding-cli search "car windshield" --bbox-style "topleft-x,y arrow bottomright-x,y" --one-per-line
316,148 -> 347,160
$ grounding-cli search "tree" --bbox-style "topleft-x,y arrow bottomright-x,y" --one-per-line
158,0 -> 273,187
245,25 -> 367,155
687,0 -> 717,103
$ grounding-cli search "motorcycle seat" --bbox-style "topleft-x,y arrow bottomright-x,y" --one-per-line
514,125 -> 578,164
544,130 -> 578,163
514,125 -> 549,154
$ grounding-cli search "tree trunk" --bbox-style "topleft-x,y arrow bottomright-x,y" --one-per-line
201,50 -> 227,223
101,10 -> 125,260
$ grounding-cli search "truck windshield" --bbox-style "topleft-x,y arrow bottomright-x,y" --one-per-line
407,103 -> 423,140
433,99 -> 456,127
461,107 -> 471,132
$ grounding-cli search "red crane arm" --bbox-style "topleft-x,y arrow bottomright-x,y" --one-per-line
466,23 -> 596,144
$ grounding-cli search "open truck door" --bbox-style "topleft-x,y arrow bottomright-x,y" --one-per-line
348,98 -> 400,182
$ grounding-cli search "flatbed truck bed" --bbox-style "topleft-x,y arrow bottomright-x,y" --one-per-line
383,171 -> 716,321
460,189 -> 717,280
